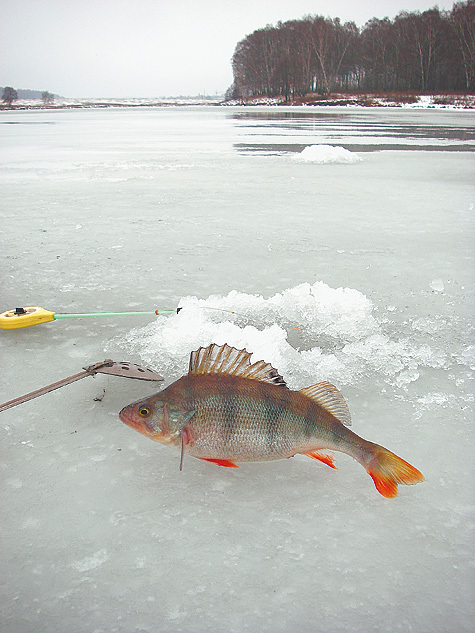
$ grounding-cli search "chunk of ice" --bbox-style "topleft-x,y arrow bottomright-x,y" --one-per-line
107,282 -> 462,392
293,144 -> 362,164
430,279 -> 445,292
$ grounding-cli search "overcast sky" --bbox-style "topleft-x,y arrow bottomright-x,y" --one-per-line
1,0 -> 457,98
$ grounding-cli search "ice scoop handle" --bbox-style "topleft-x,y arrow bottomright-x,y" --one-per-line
0,360 -> 163,413
0,370 -> 91,412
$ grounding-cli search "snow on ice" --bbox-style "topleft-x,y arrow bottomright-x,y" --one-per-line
109,281 -> 449,392
293,144 -> 362,164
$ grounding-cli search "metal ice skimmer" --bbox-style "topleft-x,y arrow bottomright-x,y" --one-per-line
0,360 -> 163,412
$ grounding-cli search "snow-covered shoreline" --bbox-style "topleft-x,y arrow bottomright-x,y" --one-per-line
0,96 -> 224,110
1,93 -> 475,111
224,93 -> 475,109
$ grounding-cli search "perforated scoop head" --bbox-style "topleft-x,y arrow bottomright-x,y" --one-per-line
87,361 -> 163,381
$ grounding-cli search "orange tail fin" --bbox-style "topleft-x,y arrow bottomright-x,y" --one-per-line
366,445 -> 424,498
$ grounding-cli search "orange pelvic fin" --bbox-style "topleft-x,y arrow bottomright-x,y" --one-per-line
366,446 -> 424,498
199,458 -> 239,468
304,449 -> 337,469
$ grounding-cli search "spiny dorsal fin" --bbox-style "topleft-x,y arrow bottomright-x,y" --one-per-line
189,343 -> 287,387
299,381 -> 351,426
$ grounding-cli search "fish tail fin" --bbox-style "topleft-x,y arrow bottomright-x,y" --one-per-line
366,444 -> 424,498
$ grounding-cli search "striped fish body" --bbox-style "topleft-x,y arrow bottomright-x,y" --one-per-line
119,344 -> 424,498
146,373 -> 361,463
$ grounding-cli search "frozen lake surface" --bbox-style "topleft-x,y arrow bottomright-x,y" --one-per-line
1,106 -> 474,632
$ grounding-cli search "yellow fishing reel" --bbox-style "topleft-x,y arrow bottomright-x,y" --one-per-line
0,307 -> 56,330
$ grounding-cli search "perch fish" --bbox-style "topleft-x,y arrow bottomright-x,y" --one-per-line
119,343 -> 424,498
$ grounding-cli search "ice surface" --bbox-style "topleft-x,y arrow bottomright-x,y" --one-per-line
293,144 -> 362,164
1,106 -> 474,633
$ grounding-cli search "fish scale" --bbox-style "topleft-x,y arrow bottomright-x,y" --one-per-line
119,343 -> 424,498
184,379 -> 300,461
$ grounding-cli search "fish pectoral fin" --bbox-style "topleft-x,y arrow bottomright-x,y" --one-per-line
179,411 -> 196,472
199,458 -> 239,469
304,449 -> 337,470
180,432 -> 187,472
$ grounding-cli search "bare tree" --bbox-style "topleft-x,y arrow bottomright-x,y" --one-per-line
2,86 -> 18,107
41,91 -> 55,105
450,0 -> 475,90
361,19 -> 394,91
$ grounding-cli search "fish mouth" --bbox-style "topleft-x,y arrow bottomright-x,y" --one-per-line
119,404 -> 150,435
119,405 -> 136,427
119,404 -> 157,440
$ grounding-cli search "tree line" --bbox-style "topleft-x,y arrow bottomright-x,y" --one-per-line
1,87 -> 55,107
228,1 -> 475,100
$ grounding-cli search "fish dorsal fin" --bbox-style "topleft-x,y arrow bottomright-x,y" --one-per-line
189,343 -> 287,387
299,381 -> 351,426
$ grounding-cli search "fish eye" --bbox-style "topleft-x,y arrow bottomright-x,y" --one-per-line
138,404 -> 151,418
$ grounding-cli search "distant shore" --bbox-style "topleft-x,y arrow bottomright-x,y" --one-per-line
225,93 -> 475,109
1,93 -> 474,111
0,97 -> 222,111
